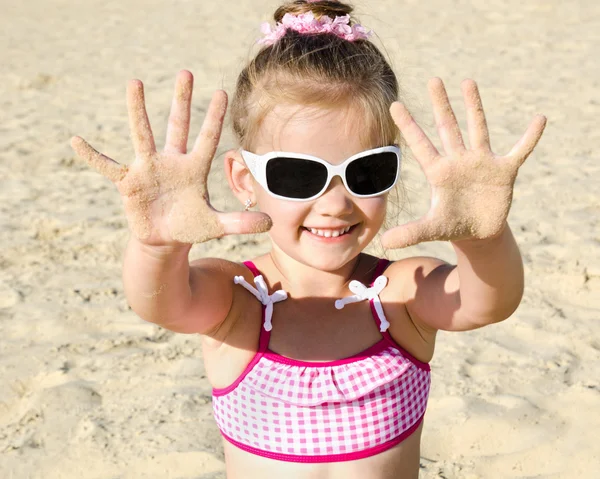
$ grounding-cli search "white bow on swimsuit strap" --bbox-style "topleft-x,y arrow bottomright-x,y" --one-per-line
233,275 -> 288,332
335,276 -> 390,332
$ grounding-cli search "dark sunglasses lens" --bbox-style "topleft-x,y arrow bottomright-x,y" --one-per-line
266,158 -> 328,199
346,152 -> 398,195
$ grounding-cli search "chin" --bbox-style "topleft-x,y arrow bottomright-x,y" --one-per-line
295,241 -> 365,273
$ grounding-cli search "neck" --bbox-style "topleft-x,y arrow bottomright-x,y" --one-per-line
267,248 -> 364,299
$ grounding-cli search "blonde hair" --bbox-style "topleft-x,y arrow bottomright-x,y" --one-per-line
230,0 -> 400,151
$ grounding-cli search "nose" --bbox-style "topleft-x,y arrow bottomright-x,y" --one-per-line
313,176 -> 353,217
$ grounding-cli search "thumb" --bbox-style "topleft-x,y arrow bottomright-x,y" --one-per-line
70,136 -> 127,183
218,211 -> 273,236
381,219 -> 437,249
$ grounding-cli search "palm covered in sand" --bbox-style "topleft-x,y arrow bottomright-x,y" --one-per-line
70,70 -> 271,246
382,78 -> 547,249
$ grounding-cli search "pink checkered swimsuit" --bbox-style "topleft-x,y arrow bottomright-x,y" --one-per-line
212,259 -> 431,463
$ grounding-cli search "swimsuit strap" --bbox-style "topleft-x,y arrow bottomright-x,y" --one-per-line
234,261 -> 288,351
369,258 -> 392,333
335,257 -> 393,332
243,260 -> 261,277
370,258 -> 391,285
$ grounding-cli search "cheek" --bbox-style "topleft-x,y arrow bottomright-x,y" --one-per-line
359,197 -> 388,226
256,192 -> 306,228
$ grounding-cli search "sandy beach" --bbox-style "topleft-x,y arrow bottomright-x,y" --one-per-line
1,0 -> 599,477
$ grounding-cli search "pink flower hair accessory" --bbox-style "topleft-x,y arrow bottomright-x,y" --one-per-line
258,11 -> 372,46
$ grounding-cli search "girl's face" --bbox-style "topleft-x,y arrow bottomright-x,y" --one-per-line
250,103 -> 388,272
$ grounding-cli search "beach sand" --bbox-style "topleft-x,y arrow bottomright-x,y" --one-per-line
1,0 -> 599,477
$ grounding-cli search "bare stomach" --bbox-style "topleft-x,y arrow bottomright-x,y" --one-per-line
221,422 -> 423,479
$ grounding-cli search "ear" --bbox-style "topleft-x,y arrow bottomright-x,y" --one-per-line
224,149 -> 256,207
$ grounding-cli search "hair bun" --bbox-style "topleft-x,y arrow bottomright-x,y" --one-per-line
274,1 -> 354,24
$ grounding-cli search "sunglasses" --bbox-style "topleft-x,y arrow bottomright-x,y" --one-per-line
240,145 -> 401,202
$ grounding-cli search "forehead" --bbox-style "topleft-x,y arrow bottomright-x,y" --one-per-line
252,103 -> 374,159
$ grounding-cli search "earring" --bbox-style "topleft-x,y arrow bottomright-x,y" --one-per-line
244,199 -> 253,211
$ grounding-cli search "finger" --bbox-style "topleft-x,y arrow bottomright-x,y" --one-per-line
428,77 -> 466,154
218,211 -> 273,236
191,90 -> 228,171
390,102 -> 439,167
506,114 -> 547,167
70,136 -> 128,183
164,70 -> 193,154
381,219 -> 441,249
461,79 -> 491,151
127,79 -> 157,159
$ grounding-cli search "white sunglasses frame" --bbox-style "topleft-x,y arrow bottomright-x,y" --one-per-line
240,145 -> 401,202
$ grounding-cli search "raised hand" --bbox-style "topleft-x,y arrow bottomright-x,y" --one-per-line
70,70 -> 272,247
382,78 -> 546,249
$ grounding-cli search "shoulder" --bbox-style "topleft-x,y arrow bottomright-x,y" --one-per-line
177,257 -> 259,337
382,255 -> 455,327
384,256 -> 451,281
189,256 -> 257,282
382,256 -> 453,297
188,256 -> 258,307
375,256 -> 452,362
189,255 -> 266,304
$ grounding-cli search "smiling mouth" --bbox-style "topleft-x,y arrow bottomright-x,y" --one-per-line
302,224 -> 358,238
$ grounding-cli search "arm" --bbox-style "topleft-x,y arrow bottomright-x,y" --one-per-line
122,237 -> 236,335
450,224 -> 523,324
402,224 -> 524,332
71,71 -> 271,335
382,78 -> 544,332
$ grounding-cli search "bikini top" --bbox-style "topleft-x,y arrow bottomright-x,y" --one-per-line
211,258 -> 431,464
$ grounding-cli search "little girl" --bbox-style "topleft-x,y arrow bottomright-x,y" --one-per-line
71,1 -> 546,477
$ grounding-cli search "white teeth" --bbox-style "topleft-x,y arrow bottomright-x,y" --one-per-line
306,226 -> 353,237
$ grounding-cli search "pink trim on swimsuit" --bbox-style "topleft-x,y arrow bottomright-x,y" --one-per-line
212,259 -> 431,463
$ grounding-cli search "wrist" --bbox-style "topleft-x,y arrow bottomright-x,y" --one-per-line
127,235 -> 192,259
451,222 -> 509,250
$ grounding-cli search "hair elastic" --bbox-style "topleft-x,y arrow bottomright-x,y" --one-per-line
258,11 -> 372,46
